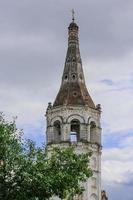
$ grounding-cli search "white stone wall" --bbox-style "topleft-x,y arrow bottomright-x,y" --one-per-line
46,105 -> 102,200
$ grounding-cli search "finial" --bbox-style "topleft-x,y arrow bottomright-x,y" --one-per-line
72,9 -> 75,22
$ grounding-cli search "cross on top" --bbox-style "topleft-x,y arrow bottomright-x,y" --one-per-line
72,9 -> 75,22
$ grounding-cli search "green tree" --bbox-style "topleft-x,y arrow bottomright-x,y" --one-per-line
0,113 -> 93,200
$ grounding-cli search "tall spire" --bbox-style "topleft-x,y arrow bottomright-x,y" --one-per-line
53,17 -> 95,108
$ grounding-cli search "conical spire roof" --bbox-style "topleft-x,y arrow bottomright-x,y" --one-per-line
53,17 -> 95,109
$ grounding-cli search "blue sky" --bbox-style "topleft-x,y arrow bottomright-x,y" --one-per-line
0,1 -> 133,200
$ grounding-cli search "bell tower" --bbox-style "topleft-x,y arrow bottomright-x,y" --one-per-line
46,13 -> 102,200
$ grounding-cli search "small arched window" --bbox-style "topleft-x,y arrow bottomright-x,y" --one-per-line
90,194 -> 97,200
64,74 -> 68,80
53,120 -> 61,142
72,74 -> 76,80
90,121 -> 96,143
70,119 -> 80,142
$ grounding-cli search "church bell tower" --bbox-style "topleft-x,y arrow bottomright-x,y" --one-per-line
46,13 -> 102,200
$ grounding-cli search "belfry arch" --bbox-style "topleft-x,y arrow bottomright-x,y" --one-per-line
70,119 -> 80,142
90,121 -> 96,143
53,120 -> 61,143
67,114 -> 85,124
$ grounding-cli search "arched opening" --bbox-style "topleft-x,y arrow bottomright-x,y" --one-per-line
53,120 -> 61,142
70,119 -> 80,142
90,194 -> 97,200
72,74 -> 76,80
90,121 -> 96,143
64,74 -> 68,80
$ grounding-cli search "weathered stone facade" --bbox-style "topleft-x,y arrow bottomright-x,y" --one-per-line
46,104 -> 102,200
45,16 -> 107,200
46,105 -> 101,145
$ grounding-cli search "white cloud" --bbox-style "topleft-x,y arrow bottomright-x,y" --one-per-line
0,85 -> 47,135
0,32 -> 61,54
119,136 -> 133,147
85,51 -> 133,133
102,145 -> 133,184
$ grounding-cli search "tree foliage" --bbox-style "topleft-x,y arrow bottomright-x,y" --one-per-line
0,113 -> 93,200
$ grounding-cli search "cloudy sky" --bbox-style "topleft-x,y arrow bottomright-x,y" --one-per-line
0,0 -> 133,199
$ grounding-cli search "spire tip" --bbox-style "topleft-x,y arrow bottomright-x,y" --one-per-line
72,9 -> 75,22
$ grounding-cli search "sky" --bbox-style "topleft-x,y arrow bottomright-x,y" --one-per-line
0,0 -> 133,199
